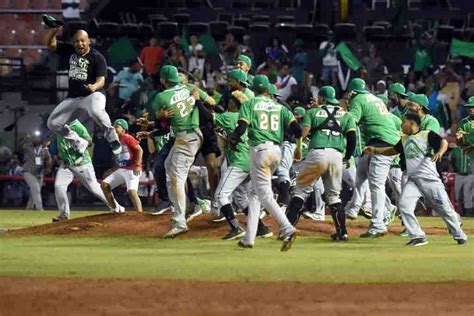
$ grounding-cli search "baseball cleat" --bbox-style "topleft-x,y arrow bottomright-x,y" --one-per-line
163,227 -> 189,239
346,213 -> 358,220
112,205 -> 125,213
222,227 -> 246,240
302,211 -> 325,221
256,224 -> 273,238
52,216 -> 68,223
358,207 -> 372,219
359,231 -> 386,238
406,237 -> 428,247
399,229 -> 409,237
237,240 -> 253,249
280,230 -> 298,252
186,207 -> 202,223
151,201 -> 172,215
457,239 -> 467,246
212,213 -> 226,223
331,233 -> 349,241
110,141 -> 122,155
196,198 -> 211,214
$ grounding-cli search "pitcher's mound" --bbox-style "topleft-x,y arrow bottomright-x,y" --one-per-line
6,212 -> 459,238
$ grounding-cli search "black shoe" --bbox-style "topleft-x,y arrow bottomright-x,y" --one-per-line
358,207 -> 372,219
331,233 -> 349,241
406,237 -> 428,247
237,240 -> 253,249
280,230 -> 298,252
52,217 -> 67,223
457,239 -> 467,246
151,201 -> 172,215
360,231 -> 386,238
256,224 -> 273,238
222,227 -> 246,240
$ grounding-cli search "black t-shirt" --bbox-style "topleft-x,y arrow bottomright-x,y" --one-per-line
56,42 -> 107,98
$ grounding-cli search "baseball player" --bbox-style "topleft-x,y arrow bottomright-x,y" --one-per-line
229,75 -> 301,251
228,69 -> 255,99
235,55 -> 254,86
101,119 -> 143,213
347,78 -> 400,238
285,86 -> 357,241
52,119 -> 123,222
44,22 -> 121,156
150,65 -> 202,238
388,83 -> 409,120
210,90 -> 272,240
364,113 -> 467,246
449,144 -> 473,216
406,94 -> 441,133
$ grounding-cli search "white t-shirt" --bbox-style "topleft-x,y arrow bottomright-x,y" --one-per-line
319,41 -> 338,66
276,75 -> 297,101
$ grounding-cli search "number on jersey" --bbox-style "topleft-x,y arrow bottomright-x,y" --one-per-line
259,113 -> 279,131
175,96 -> 195,118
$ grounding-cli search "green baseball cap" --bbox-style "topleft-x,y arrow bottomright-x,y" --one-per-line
252,75 -> 270,93
408,94 -> 430,111
348,78 -> 368,94
236,54 -> 252,67
319,86 -> 339,105
293,106 -> 306,117
465,96 -> 474,107
376,94 -> 388,105
388,83 -> 408,97
160,65 -> 181,83
268,84 -> 279,96
113,119 -> 129,131
406,91 -> 415,98
228,69 -> 248,86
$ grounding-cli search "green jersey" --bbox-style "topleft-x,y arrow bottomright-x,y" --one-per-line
391,106 -> 408,121
243,87 -> 255,99
153,134 -> 170,153
420,114 -> 441,133
152,83 -> 199,134
302,105 -> 356,152
457,116 -> 474,160
450,147 -> 471,175
56,119 -> 92,166
247,73 -> 254,87
214,112 -> 250,172
349,93 -> 400,146
239,95 -> 295,146
354,126 -> 365,157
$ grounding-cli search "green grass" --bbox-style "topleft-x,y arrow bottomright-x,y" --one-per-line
0,210 -> 473,284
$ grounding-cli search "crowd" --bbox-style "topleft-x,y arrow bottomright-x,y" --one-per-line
0,21 -> 473,249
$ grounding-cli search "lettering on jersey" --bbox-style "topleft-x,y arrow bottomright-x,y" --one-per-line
254,101 -> 281,112
68,55 -> 89,81
315,108 -> 345,118
170,88 -> 191,104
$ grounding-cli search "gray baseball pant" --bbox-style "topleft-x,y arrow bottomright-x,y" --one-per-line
454,174 -> 474,210
399,177 -> 467,241
165,131 -> 202,230
276,141 -> 296,183
215,164 -> 249,209
55,164 -> 115,219
24,172 -> 43,210
242,142 -> 295,246
47,92 -> 118,148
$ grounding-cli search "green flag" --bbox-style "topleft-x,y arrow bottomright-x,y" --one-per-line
335,42 -> 360,71
198,33 -> 219,56
107,37 -> 137,65
450,39 -> 474,58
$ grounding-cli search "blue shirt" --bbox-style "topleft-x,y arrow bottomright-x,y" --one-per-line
114,69 -> 144,101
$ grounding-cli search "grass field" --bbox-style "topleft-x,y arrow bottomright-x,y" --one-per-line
1,210 -> 473,284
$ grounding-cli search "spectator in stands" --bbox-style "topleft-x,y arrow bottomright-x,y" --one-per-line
239,35 -> 254,64
265,37 -> 288,62
406,70 -> 419,92
140,36 -> 164,76
188,35 -> 205,77
256,56 -> 279,81
361,44 -> 385,89
376,80 -> 387,96
440,62 -> 462,130
220,33 -> 239,66
166,46 -> 187,71
23,132 -> 51,211
449,143 -> 473,216
276,63 -> 297,101
108,59 -> 144,113
291,39 -> 308,86
2,154 -> 26,207
319,33 -> 338,87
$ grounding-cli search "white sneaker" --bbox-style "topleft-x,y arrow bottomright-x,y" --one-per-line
302,211 -> 325,221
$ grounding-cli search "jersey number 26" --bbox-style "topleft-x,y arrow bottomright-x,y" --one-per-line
259,113 -> 279,131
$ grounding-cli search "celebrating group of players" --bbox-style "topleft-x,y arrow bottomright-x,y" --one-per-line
45,25 -> 471,251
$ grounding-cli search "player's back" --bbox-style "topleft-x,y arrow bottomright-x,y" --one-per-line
155,84 -> 199,134
239,95 -> 294,146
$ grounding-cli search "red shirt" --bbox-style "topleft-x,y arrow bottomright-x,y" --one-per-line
116,133 -> 142,170
140,46 -> 164,75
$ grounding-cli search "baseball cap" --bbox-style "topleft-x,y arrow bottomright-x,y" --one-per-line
268,84 -> 280,96
319,86 -> 339,105
376,80 -> 386,87
113,119 -> 129,131
252,75 -> 270,93
160,65 -> 181,83
293,106 -> 306,117
388,83 -> 408,97
465,96 -> 474,107
236,54 -> 252,67
348,78 -> 368,94
408,94 -> 430,112
228,69 -> 248,86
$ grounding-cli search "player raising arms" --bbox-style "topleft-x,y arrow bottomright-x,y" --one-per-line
228,75 -> 302,251
44,20 -> 121,156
